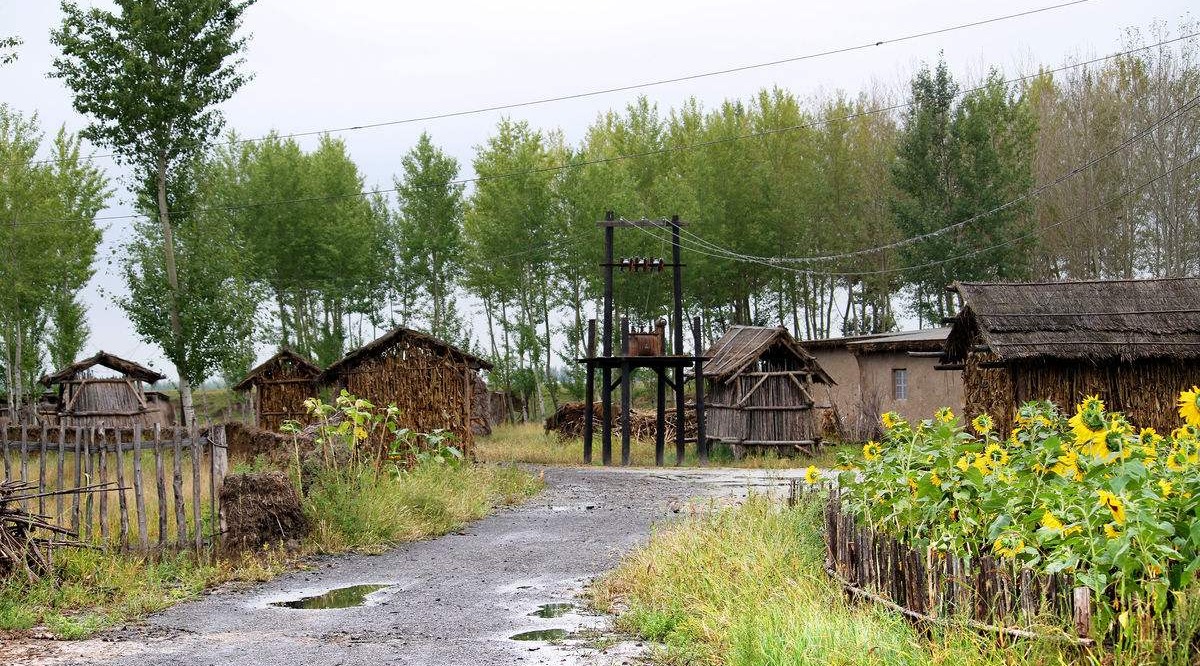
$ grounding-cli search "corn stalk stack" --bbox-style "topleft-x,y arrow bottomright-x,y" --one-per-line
0,480 -> 115,581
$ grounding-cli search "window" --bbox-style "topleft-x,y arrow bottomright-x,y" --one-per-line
893,368 -> 908,400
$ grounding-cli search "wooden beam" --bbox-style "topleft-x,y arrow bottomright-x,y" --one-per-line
596,218 -> 689,228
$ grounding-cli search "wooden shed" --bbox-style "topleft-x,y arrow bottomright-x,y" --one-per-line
702,326 -> 833,456
318,327 -> 493,454
940,278 -> 1200,432
232,348 -> 321,432
39,351 -> 174,428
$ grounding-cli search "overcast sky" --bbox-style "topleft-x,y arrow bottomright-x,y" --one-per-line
0,0 -> 1194,381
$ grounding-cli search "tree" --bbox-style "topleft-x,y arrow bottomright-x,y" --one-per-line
892,59 -> 1035,323
52,0 -> 257,425
0,36 -> 20,65
0,106 -> 107,413
393,132 -> 467,343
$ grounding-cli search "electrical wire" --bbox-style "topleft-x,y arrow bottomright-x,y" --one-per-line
19,0 -> 1092,169
8,32 -> 1197,230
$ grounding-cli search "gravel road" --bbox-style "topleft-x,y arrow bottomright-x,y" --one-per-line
13,466 -> 803,666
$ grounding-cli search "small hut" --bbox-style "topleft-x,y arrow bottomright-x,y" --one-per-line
702,326 -> 833,456
39,351 -> 173,428
318,327 -> 493,453
940,278 -> 1200,432
233,348 -> 321,432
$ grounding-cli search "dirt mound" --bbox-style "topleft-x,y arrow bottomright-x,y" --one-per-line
544,401 -> 696,443
219,471 -> 309,552
223,421 -> 312,463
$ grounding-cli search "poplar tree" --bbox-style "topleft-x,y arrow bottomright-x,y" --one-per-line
52,0 -> 257,425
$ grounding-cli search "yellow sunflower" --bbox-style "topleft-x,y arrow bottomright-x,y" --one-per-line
971,413 -> 993,435
935,407 -> 955,425
881,412 -> 898,430
1178,387 -> 1200,426
983,443 -> 1009,467
955,455 -> 970,472
1159,479 -> 1174,499
862,441 -> 881,461
1041,510 -> 1065,532
805,465 -> 820,484
1097,490 -> 1127,524
929,470 -> 942,486
992,533 -> 1024,559
1104,523 -> 1121,540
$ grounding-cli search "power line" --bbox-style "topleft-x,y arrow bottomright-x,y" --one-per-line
669,90 -> 1200,264
625,150 -> 1200,279
11,31 -> 1197,231
21,0 -> 1092,169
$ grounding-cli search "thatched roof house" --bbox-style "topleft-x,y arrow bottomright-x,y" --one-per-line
806,328 -> 962,441
941,277 -> 1200,431
319,327 -> 493,454
39,351 -> 174,427
233,348 -> 321,432
701,326 -> 832,456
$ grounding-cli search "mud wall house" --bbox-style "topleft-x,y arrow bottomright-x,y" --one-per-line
232,348 -> 321,432
804,328 -> 963,439
702,326 -> 834,455
940,278 -> 1200,433
38,351 -> 174,428
318,327 -> 493,454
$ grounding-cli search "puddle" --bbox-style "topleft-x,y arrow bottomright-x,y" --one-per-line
270,584 -> 389,609
510,629 -> 569,641
529,603 -> 574,618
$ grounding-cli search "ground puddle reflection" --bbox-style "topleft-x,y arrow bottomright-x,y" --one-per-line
510,629 -> 569,641
529,603 -> 574,618
271,584 -> 389,609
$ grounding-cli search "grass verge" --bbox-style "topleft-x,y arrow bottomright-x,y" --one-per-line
0,462 -> 541,638
590,495 -> 1147,666
478,423 -> 851,469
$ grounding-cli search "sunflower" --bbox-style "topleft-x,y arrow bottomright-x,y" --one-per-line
1081,395 -> 1106,413
1179,387 -> 1200,426
955,455 -> 970,472
1104,523 -> 1121,540
983,443 -> 1009,467
1166,447 -> 1190,472
1097,490 -> 1127,524
992,533 -> 1024,559
929,470 -> 942,486
881,412 -> 898,430
353,425 -> 369,441
935,407 -> 956,425
1159,479 -> 1174,499
1041,510 -> 1065,532
862,441 -> 881,461
971,413 -> 993,435
1069,407 -> 1107,451
805,465 -> 820,484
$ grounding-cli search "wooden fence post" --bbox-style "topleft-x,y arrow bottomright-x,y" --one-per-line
115,425 -> 129,549
132,425 -> 148,550
212,424 -> 228,542
172,426 -> 186,549
56,425 -> 65,523
191,424 -> 202,550
154,424 -> 167,548
71,426 -> 83,534
38,423 -> 47,517
98,428 -> 109,542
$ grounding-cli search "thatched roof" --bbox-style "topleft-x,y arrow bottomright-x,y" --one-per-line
41,351 -> 166,386
702,326 -> 833,383
803,328 -> 950,354
943,277 -> 1200,364
320,326 -> 493,383
232,348 -> 321,392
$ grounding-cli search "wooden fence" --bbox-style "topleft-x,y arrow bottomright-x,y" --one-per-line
0,421 -> 228,551
820,490 -> 1094,644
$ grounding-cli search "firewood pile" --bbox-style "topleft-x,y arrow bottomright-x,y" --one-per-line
544,402 -> 696,443
0,480 -> 111,581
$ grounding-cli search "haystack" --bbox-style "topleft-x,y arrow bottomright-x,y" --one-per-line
219,472 -> 309,551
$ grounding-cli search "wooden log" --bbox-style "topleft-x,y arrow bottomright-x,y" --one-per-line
19,423 -> 29,495
132,425 -> 148,550
191,424 -> 203,549
154,424 -> 167,548
71,426 -> 83,534
38,423 -> 47,517
1,421 -> 9,479
56,425 -> 65,523
84,428 -> 94,539
1072,587 -> 1092,639
99,430 -> 109,541
114,424 -> 129,548
212,424 -> 228,542
173,426 -> 186,549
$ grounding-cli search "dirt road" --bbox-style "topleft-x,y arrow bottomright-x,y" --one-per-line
13,466 -> 801,666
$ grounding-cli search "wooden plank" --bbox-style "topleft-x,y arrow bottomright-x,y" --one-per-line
154,424 -> 167,548
212,424 -> 228,544
191,425 -> 203,549
71,426 -> 83,534
173,426 -> 186,549
114,424 -> 129,548
207,422 -> 216,541
1,421 -> 9,479
98,430 -> 109,542
132,425 -> 148,550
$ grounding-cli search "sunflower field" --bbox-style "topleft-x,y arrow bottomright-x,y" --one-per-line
836,388 -> 1200,631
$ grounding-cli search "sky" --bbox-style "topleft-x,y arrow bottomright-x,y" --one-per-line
0,0 -> 1194,382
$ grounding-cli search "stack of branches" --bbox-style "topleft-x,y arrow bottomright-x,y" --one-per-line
544,402 -> 696,443
0,480 -> 114,581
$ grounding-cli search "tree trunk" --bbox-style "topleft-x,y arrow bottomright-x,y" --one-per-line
155,153 -> 195,428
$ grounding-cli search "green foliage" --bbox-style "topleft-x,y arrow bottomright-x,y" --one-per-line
0,35 -> 20,65
0,106 -> 107,405
838,395 -> 1200,640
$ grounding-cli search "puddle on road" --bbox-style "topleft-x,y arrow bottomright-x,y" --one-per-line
271,584 -> 389,609
529,603 -> 574,618
510,629 -> 569,641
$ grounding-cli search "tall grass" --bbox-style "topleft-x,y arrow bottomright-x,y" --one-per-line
592,497 -> 1136,666
478,423 -> 850,469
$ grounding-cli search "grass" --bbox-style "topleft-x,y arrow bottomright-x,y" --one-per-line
591,495 -> 1200,666
0,460 -> 542,638
477,422 -> 851,469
